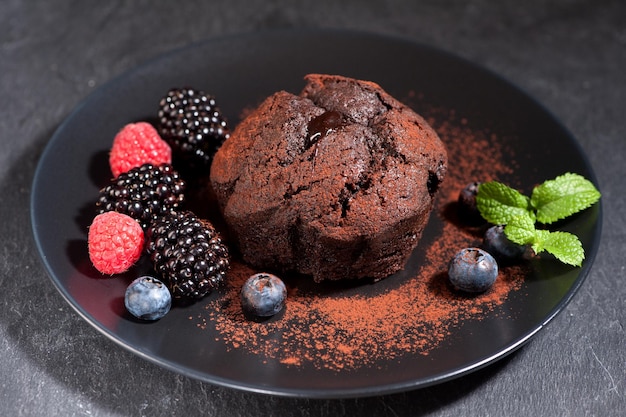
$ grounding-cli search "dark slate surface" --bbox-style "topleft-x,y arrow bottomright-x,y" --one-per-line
1,0 -> 624,415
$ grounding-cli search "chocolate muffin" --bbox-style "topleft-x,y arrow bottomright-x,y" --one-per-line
210,74 -> 447,282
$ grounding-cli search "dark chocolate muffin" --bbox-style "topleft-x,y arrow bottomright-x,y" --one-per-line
210,74 -> 447,281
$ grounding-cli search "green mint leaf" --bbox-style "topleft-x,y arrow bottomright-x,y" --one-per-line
532,230 -> 585,267
476,181 -> 533,225
504,214 -> 537,245
531,172 -> 601,224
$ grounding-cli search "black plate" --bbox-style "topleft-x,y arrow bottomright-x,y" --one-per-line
31,30 -> 601,398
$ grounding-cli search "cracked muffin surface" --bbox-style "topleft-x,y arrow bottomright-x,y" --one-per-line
209,74 -> 447,281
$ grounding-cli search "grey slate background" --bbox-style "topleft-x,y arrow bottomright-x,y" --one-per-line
1,0 -> 624,415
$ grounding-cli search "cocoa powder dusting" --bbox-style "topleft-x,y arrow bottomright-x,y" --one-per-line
195,103 -> 527,371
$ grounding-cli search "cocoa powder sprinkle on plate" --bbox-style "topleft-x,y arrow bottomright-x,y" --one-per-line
196,104 -> 526,372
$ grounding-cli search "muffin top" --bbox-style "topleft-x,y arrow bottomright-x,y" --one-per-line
210,74 -> 447,280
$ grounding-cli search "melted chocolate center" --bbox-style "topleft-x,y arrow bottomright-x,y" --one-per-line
305,110 -> 346,149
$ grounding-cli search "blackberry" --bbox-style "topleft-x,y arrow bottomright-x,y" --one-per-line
96,163 -> 185,230
146,211 -> 229,300
157,87 -> 230,168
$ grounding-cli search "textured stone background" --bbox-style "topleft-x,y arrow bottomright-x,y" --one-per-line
1,1 -> 624,415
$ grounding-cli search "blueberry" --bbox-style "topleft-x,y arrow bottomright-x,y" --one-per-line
458,181 -> 484,225
448,248 -> 498,293
483,225 -> 526,261
125,276 -> 172,320
241,273 -> 287,317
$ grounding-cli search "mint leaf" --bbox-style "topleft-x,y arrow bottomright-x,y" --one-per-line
532,230 -> 585,267
531,173 -> 601,224
504,215 -> 536,245
476,181 -> 533,225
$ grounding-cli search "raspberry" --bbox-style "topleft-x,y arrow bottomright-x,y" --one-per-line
88,211 -> 145,275
109,122 -> 172,178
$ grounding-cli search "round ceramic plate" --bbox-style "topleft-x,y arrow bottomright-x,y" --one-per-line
31,30 -> 601,398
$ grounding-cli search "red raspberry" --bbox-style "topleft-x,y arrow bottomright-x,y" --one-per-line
109,122 -> 172,178
88,211 -> 144,275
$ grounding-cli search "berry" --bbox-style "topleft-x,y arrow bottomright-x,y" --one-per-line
146,211 -> 229,300
241,273 -> 287,317
157,87 -> 230,168
458,181 -> 484,224
96,163 -> 185,230
448,247 -> 498,293
483,225 -> 526,261
109,122 -> 172,178
88,211 -> 144,275
124,276 -> 172,320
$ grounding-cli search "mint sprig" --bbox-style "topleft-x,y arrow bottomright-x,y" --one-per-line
476,173 -> 600,267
